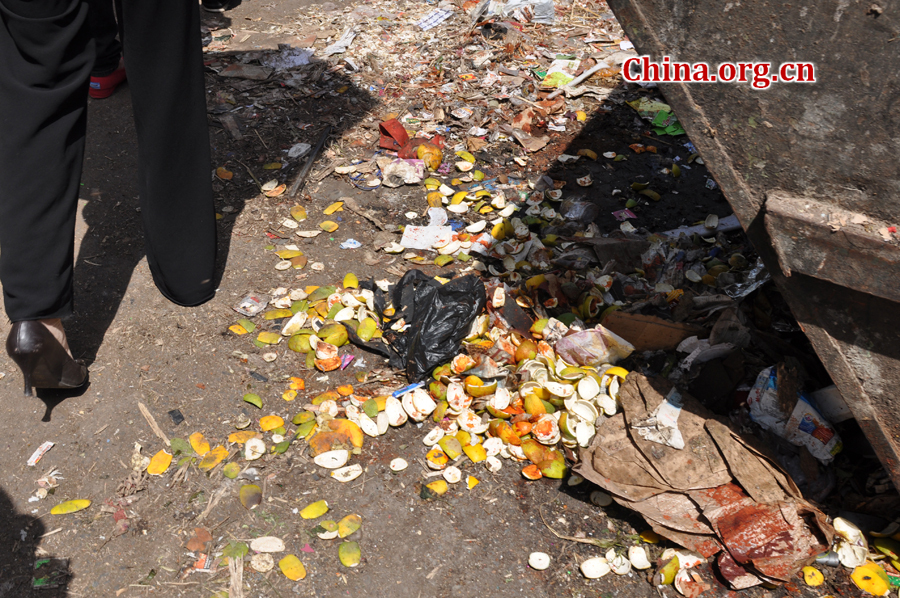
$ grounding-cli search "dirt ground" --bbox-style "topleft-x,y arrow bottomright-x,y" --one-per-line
0,0 -> 891,597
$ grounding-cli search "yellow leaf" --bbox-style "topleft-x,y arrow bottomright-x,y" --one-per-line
290,205 -> 307,221
424,479 -> 448,496
279,555 -> 307,580
198,445 -> 228,472
260,415 -> 285,432
256,331 -> 282,345
851,561 -> 890,596
323,202 -> 344,215
228,431 -> 260,444
229,324 -> 249,335
265,308 -> 294,319
263,162 -> 282,170
339,541 -> 361,567
282,389 -> 298,402
605,366 -> 630,379
50,499 -> 91,515
640,530 -> 661,544
189,432 -> 210,456
300,500 -> 329,519
462,444 -> 487,463
338,514 -> 362,538
240,484 -> 262,510
802,566 -> 824,587
147,450 -> 172,476
319,221 -> 339,232
275,249 -> 304,260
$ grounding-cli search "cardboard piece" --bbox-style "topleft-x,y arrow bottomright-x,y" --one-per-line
576,374 -> 834,588
603,311 -> 706,352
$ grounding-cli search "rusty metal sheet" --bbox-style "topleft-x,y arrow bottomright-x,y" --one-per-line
607,0 -> 900,488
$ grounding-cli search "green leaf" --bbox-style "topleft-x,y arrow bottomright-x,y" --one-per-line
338,541 -> 361,567
243,393 -> 263,409
170,438 -> 192,455
222,541 -> 249,559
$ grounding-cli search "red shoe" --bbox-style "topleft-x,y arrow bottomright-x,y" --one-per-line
89,64 -> 126,99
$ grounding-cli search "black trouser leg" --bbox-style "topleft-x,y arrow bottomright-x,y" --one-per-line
0,0 -> 92,322
85,0 -> 120,77
0,0 -> 215,323
119,0 -> 216,306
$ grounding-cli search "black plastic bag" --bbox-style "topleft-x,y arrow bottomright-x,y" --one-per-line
347,270 -> 486,382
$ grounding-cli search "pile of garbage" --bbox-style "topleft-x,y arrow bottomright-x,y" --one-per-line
176,0 -> 900,593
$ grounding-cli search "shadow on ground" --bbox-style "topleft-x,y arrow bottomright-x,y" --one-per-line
66,46 -> 377,393
0,486 -> 59,597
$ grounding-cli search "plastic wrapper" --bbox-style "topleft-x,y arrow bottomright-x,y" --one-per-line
351,270 -> 486,381
554,325 -> 634,366
747,367 -> 843,464
559,199 -> 600,222
723,257 -> 770,299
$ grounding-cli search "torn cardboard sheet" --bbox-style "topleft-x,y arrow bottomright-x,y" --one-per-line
575,374 -> 833,588
631,387 -> 686,449
602,311 -> 706,352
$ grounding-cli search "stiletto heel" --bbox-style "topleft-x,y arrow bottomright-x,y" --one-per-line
6,321 -> 88,395
16,349 -> 39,397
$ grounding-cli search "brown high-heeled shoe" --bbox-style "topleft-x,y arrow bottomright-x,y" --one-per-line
6,321 -> 88,396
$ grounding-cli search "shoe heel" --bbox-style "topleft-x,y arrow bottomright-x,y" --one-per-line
8,343 -> 39,397
23,370 -> 33,397
6,321 -> 87,393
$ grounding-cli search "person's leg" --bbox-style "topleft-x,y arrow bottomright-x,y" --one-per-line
0,0 -> 93,323
85,0 -> 125,98
0,0 -> 92,393
85,0 -> 119,76
118,0 -> 216,307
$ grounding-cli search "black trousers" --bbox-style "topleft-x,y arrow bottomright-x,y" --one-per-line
86,0 -> 121,77
0,0 -> 216,323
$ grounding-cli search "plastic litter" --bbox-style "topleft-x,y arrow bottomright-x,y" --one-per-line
747,366 -> 843,464
380,270 -> 486,381
322,28 -> 357,57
